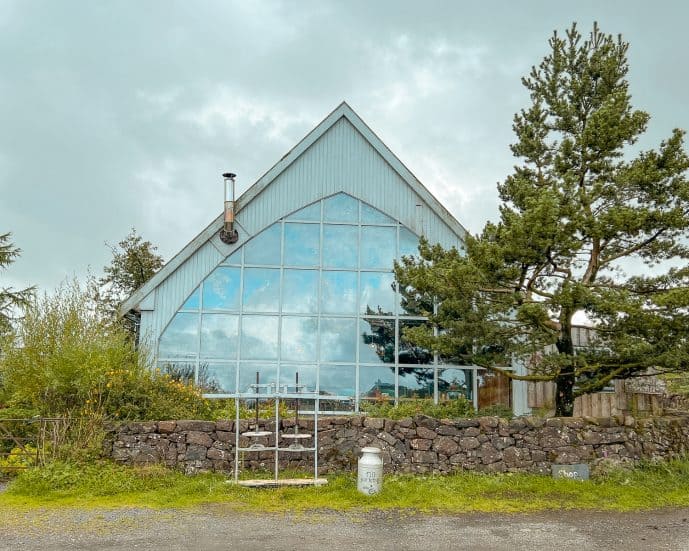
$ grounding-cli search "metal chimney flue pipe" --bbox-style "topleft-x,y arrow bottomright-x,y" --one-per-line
220,172 -> 239,244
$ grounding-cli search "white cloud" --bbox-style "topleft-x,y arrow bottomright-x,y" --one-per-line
178,87 -> 313,144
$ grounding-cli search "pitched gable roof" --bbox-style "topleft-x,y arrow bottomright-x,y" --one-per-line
120,102 -> 467,314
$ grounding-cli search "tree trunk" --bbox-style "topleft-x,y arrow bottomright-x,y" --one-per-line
554,371 -> 575,417
555,323 -> 576,417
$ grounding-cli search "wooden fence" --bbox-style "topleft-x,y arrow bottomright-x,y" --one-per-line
527,379 -> 666,417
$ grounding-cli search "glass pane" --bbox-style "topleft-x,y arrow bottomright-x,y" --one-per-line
284,223 -> 320,266
361,203 -> 395,224
240,315 -> 279,360
319,317 -> 357,362
159,313 -> 198,359
286,201 -> 321,222
244,223 -> 281,265
319,364 -> 355,397
321,271 -> 357,314
200,362 -> 237,393
359,366 -> 396,401
200,314 -> 239,359
157,361 -> 196,384
361,226 -> 396,270
282,269 -> 318,314
238,363 -> 278,393
477,369 -> 512,409
322,225 -> 358,269
399,367 -> 435,399
398,320 -> 433,364
399,226 -> 420,258
360,272 -> 395,316
320,398 -> 355,412
323,193 -> 359,223
242,268 -> 280,312
279,364 -> 317,393
181,287 -> 200,310
438,368 -> 473,401
359,318 -> 395,364
280,316 -> 318,362
222,248 -> 242,265
202,267 -> 240,310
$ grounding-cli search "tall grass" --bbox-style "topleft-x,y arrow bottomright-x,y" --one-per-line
4,459 -> 689,513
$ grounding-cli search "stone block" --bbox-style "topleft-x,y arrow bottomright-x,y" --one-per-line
481,461 -> 507,473
215,420 -> 232,432
502,446 -> 531,466
480,442 -> 502,464
433,436 -> 459,456
492,436 -> 515,450
411,450 -> 438,464
176,420 -> 216,432
215,431 -> 233,443
128,421 -> 157,434
455,419 -> 480,428
410,438 -> 432,451
415,415 -> 440,430
416,426 -> 438,440
478,416 -> 499,430
508,418 -> 527,431
459,437 -> 480,450
364,417 -> 385,430
350,416 -> 365,427
449,453 -> 465,465
378,432 -> 397,446
158,421 -> 177,433
185,444 -> 208,461
132,445 -> 159,464
186,431 -> 213,447
436,425 -> 459,436
207,448 -> 231,461
526,417 -> 546,428
396,417 -> 414,428
168,433 -> 185,444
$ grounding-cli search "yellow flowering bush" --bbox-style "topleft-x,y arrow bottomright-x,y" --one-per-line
0,279 -> 212,422
0,445 -> 37,475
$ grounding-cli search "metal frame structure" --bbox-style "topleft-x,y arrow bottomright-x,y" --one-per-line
228,380 -> 349,487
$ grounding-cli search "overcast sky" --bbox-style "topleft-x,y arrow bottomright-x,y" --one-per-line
1,0 -> 688,294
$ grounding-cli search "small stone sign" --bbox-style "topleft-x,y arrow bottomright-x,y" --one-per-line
552,463 -> 590,480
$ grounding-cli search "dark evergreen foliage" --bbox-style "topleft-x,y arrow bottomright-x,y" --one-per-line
395,23 -> 689,416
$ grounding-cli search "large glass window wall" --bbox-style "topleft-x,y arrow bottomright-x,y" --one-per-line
157,193 -> 476,409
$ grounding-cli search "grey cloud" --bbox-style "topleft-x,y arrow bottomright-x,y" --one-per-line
1,0 -> 687,292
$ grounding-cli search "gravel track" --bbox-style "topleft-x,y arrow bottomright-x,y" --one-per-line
1,507 -> 688,550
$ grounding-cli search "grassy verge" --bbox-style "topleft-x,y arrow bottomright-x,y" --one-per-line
2,460 -> 689,513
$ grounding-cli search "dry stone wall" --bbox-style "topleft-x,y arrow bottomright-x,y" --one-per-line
106,415 -> 689,475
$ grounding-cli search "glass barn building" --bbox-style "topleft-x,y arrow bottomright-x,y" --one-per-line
121,103 -> 528,414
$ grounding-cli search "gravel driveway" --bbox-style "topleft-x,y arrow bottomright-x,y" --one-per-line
1,507 -> 688,550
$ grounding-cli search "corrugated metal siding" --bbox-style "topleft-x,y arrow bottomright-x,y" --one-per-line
145,116 -> 465,352
145,240 -> 222,343
237,118 -> 463,250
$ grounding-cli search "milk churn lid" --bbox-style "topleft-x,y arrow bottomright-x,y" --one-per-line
361,447 -> 382,454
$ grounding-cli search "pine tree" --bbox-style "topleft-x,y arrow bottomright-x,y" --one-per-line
96,228 -> 164,328
0,232 -> 35,338
395,23 -> 689,416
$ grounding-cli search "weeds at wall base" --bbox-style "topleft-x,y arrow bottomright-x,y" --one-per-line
3,458 -> 689,513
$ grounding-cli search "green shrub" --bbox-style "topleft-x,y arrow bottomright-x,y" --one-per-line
360,397 -> 475,419
476,404 -> 514,419
0,279 -> 213,424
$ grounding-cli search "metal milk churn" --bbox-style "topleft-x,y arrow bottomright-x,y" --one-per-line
357,446 -> 383,495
